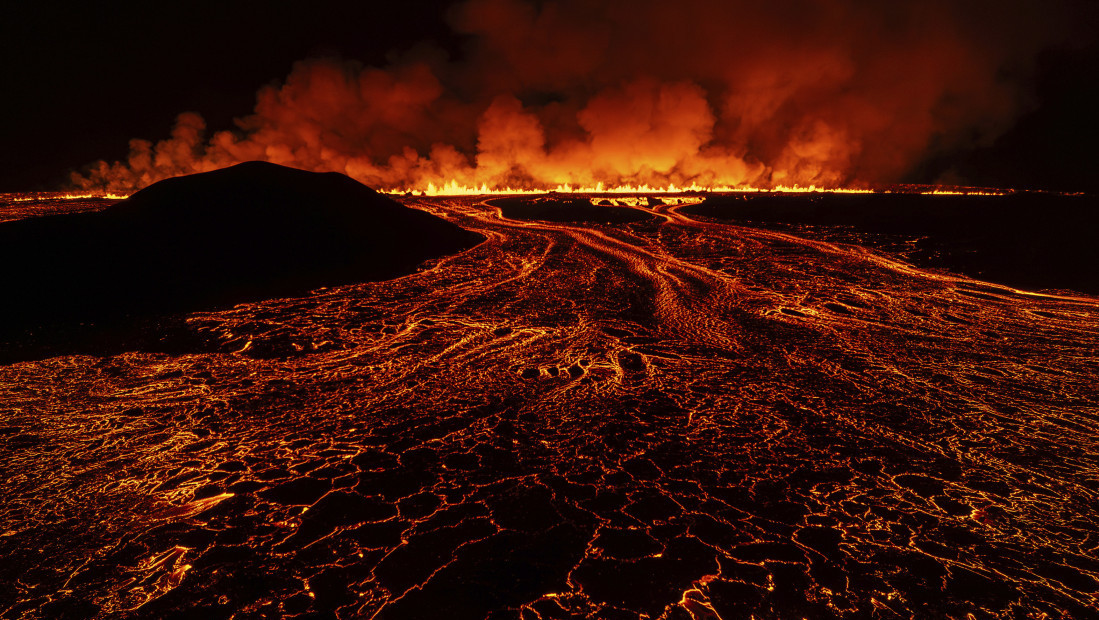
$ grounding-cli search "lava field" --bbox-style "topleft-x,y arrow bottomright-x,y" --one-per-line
1,192 -> 1098,619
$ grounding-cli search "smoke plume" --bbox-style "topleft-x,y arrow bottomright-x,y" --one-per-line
73,0 -> 1077,192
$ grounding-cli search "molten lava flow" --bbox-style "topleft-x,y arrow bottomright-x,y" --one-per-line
395,182 -> 882,196
3,191 -> 1097,618
12,186 -> 1017,200
921,189 -> 1008,196
387,182 -> 1010,197
11,192 -> 130,202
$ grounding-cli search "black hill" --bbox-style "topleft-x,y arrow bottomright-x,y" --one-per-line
0,162 -> 483,360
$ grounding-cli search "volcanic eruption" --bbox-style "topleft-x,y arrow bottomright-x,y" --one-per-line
2,1 -> 1098,619
69,0 -> 1088,195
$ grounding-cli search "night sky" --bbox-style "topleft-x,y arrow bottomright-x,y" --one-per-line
2,0 -> 1097,192
2,0 -> 456,191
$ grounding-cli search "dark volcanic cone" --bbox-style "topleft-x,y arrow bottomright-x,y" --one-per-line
0,162 -> 483,361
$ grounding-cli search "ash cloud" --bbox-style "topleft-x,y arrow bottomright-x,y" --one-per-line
73,0 -> 1083,192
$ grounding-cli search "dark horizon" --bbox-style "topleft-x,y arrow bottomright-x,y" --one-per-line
3,0 -> 1098,193
1,0 -> 458,191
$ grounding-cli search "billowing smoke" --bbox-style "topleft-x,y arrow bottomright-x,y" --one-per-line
73,0 -> 1076,192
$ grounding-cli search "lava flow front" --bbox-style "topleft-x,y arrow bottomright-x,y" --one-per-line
1,193 -> 1097,619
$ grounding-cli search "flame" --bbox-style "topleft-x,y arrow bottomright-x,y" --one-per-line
5,184 -> 1020,206
12,192 -> 129,202
387,182 -> 1012,197
921,189 -> 1009,196
389,181 -> 879,197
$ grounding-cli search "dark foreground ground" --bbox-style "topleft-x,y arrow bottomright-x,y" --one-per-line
683,191 -> 1099,295
1,190 -> 1097,619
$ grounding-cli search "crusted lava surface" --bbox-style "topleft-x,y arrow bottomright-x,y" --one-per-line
683,192 -> 1099,295
491,195 -> 656,224
1,192 -> 1098,619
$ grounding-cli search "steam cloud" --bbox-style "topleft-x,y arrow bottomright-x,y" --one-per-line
74,0 -> 1075,192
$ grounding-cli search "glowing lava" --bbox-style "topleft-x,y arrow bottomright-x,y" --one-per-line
1,191 -> 1096,619
10,192 -> 130,202
394,182 -> 881,197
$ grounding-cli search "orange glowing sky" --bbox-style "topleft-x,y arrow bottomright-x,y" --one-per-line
4,0 -> 1097,193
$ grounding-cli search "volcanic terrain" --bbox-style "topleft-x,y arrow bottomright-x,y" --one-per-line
1,179 -> 1097,619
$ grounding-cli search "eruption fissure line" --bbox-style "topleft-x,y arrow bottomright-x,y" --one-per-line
385,185 -> 1017,197
389,182 -> 884,197
6,187 -> 1023,205
10,192 -> 132,202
